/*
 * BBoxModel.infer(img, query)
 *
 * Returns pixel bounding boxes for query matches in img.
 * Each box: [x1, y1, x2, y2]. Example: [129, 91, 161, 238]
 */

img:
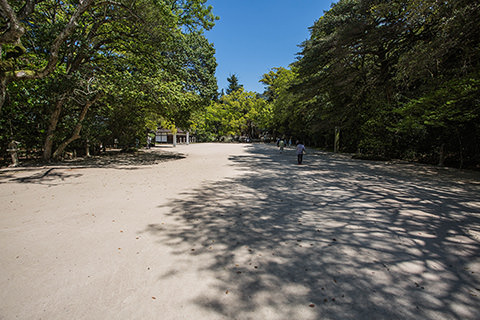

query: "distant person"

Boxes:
[279, 139, 285, 153]
[147, 136, 151, 149]
[296, 141, 306, 164]
[288, 138, 292, 147]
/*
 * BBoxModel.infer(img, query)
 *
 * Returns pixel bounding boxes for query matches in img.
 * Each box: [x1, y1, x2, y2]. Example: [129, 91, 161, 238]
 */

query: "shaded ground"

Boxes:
[1, 143, 479, 319]
[0, 148, 184, 184]
[60, 149, 185, 168]
[148, 144, 480, 319]
[4, 148, 185, 168]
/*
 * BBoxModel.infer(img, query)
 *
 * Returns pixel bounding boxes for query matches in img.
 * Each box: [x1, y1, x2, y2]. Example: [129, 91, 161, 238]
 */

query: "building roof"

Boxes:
[155, 128, 188, 135]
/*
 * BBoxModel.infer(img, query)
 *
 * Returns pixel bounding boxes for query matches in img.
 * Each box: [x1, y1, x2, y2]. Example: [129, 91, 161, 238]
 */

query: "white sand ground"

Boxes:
[1, 143, 479, 320]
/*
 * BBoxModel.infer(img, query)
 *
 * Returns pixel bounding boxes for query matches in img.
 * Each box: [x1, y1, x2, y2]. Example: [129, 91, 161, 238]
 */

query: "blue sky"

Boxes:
[205, 0, 336, 94]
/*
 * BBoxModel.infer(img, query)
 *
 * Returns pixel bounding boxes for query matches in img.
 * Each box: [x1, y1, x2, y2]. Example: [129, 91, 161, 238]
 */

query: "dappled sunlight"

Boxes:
[146, 144, 480, 319]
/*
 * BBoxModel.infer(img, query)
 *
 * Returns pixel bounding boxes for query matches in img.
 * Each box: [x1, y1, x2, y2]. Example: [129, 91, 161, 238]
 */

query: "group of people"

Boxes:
[276, 138, 306, 165]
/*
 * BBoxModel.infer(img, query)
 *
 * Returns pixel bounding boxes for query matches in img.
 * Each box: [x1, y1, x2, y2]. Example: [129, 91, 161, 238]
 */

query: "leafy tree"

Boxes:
[226, 73, 243, 94]
[0, 0, 96, 111]
[0, 0, 218, 162]
[277, 0, 480, 167]
[260, 67, 300, 137]
[395, 74, 480, 167]
[392, 0, 480, 166]
[193, 87, 271, 140]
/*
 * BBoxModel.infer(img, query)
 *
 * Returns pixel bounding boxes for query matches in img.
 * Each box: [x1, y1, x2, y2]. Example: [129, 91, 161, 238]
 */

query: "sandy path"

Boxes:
[1, 143, 480, 319]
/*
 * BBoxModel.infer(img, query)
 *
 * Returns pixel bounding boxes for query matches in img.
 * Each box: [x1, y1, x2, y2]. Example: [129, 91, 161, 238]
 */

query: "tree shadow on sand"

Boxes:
[0, 149, 185, 185]
[146, 144, 480, 320]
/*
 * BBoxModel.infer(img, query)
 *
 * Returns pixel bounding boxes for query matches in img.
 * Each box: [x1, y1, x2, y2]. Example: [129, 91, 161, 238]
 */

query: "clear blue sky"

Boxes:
[205, 0, 336, 94]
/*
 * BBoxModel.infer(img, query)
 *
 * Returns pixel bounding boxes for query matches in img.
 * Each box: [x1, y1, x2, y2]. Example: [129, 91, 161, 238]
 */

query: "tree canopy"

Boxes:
[0, 0, 218, 162]
[225, 73, 243, 95]
[192, 84, 271, 142]
[260, 0, 480, 168]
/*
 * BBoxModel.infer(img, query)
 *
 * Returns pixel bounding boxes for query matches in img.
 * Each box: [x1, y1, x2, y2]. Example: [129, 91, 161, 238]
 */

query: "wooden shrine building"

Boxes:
[155, 128, 195, 145]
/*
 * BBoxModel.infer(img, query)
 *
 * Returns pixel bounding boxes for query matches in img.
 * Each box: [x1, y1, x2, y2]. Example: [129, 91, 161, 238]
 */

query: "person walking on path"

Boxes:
[296, 141, 306, 164]
[279, 139, 285, 153]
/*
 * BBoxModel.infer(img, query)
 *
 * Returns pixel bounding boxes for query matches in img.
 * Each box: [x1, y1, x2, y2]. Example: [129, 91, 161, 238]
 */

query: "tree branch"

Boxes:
[52, 93, 101, 160]
[10, 0, 96, 81]
[18, 0, 38, 20]
[0, 0, 25, 44]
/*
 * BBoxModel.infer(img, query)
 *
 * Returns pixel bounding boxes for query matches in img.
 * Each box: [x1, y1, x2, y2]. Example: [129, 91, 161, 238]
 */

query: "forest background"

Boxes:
[0, 0, 479, 169]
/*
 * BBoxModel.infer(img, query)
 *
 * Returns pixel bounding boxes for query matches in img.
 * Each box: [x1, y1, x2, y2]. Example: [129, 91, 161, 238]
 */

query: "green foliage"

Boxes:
[0, 0, 218, 161]
[225, 74, 243, 95]
[262, 0, 480, 167]
[397, 75, 480, 130]
[192, 87, 271, 141]
[260, 67, 299, 135]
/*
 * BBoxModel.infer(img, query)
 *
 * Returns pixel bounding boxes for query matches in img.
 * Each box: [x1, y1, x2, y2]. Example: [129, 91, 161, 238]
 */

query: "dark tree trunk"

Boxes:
[52, 95, 98, 160]
[43, 95, 67, 161]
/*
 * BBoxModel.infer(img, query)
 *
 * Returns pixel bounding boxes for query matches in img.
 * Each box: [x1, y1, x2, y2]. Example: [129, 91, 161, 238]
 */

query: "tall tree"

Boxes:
[1, 0, 218, 162]
[226, 73, 243, 94]
[269, 0, 480, 167]
[260, 67, 299, 137]
[193, 87, 271, 140]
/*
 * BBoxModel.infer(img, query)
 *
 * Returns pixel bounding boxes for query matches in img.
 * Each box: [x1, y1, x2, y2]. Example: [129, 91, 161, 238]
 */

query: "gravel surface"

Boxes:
[1, 143, 479, 320]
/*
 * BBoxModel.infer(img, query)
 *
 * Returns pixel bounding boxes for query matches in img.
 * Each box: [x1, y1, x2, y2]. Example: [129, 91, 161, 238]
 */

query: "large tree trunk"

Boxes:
[43, 94, 67, 161]
[52, 95, 98, 160]
[438, 143, 446, 167]
[457, 131, 464, 169]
